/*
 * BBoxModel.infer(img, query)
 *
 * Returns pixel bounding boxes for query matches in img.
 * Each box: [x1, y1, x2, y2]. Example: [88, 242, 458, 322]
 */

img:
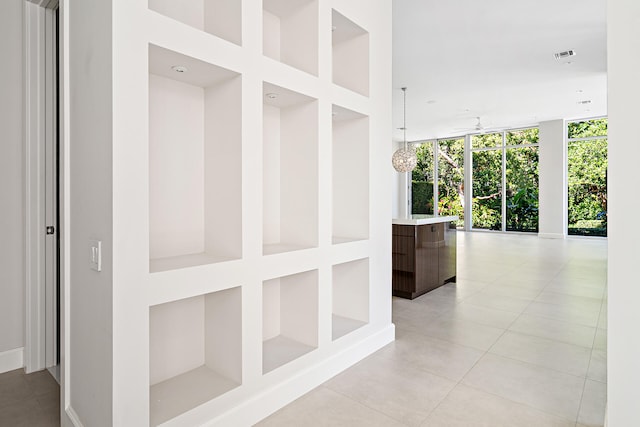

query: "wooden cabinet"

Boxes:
[392, 222, 457, 299]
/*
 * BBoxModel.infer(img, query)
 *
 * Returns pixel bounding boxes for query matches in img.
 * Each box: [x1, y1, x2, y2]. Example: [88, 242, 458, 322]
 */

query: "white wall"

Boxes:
[607, 0, 640, 425]
[68, 0, 114, 424]
[538, 120, 567, 238]
[0, 0, 25, 358]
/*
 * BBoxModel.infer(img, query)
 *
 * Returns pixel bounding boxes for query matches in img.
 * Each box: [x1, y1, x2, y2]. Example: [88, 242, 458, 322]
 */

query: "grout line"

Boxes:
[321, 380, 411, 426]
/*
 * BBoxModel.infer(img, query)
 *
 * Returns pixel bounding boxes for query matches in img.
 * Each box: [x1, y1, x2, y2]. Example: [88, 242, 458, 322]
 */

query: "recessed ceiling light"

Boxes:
[426, 100, 437, 105]
[332, 111, 338, 116]
[265, 93, 278, 99]
[576, 89, 584, 93]
[331, 26, 337, 32]
[171, 65, 188, 73]
[577, 100, 592, 105]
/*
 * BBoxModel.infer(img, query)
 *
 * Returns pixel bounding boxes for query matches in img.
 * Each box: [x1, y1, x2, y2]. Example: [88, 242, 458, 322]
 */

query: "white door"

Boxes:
[44, 5, 60, 372]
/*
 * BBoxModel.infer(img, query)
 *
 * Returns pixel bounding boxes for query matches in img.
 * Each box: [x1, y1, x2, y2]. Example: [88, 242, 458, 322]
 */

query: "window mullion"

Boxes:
[501, 133, 507, 232]
[464, 135, 472, 230]
[433, 140, 439, 215]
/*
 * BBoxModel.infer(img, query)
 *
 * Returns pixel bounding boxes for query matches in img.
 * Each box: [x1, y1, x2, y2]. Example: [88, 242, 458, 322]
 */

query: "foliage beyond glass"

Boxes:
[567, 118, 608, 139]
[568, 120, 607, 237]
[506, 146, 539, 232]
[411, 143, 434, 215]
[472, 147, 502, 230]
[437, 139, 465, 226]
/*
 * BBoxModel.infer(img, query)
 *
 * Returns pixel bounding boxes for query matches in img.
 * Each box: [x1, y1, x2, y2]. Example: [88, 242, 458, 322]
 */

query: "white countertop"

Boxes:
[392, 215, 459, 225]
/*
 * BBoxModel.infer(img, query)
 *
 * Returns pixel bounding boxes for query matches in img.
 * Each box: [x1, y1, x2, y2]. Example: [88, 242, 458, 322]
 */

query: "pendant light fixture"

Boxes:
[392, 87, 417, 173]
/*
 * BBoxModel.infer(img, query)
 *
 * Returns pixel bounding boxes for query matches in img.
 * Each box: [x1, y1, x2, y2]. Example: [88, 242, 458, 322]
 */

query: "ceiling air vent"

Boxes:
[577, 100, 592, 105]
[554, 50, 576, 60]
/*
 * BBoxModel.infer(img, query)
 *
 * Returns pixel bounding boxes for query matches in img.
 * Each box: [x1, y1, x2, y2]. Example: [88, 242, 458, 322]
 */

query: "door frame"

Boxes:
[24, 0, 60, 374]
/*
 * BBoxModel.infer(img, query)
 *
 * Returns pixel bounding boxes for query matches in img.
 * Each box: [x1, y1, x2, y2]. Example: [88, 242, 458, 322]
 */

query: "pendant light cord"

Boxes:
[402, 87, 407, 150]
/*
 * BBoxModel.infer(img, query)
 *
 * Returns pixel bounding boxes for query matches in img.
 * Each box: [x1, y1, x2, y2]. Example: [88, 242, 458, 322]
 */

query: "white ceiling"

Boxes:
[392, 0, 607, 142]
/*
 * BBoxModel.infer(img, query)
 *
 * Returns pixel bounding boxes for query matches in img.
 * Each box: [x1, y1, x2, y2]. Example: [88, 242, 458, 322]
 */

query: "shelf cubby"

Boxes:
[149, 286, 242, 426]
[263, 82, 318, 255]
[332, 259, 369, 340]
[332, 105, 369, 244]
[148, 44, 242, 273]
[263, 270, 318, 373]
[332, 9, 369, 96]
[263, 0, 318, 76]
[148, 0, 242, 46]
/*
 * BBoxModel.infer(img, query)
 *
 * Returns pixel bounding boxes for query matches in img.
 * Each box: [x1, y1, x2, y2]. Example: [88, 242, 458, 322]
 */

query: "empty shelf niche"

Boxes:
[263, 270, 318, 373]
[263, 0, 318, 75]
[149, 286, 242, 426]
[333, 258, 369, 340]
[332, 105, 369, 244]
[148, 0, 241, 46]
[332, 10, 369, 96]
[263, 82, 318, 255]
[149, 45, 242, 272]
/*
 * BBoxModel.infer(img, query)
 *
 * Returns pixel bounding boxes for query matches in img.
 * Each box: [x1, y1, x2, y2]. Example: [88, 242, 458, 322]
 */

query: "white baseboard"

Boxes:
[159, 324, 395, 427]
[211, 325, 395, 426]
[64, 406, 84, 427]
[538, 233, 565, 239]
[0, 347, 24, 374]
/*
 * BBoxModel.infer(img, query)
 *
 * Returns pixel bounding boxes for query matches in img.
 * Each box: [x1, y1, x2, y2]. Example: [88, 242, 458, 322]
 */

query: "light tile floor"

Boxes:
[258, 232, 607, 427]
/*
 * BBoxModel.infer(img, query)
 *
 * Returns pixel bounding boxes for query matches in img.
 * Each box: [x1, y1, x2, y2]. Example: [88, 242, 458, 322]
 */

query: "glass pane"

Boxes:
[437, 138, 464, 227]
[506, 146, 539, 232]
[472, 150, 502, 230]
[471, 132, 502, 149]
[568, 138, 608, 236]
[411, 142, 435, 215]
[567, 118, 608, 139]
[506, 128, 539, 145]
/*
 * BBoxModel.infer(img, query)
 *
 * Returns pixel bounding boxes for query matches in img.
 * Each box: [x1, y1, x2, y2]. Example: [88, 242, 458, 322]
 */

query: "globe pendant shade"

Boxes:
[392, 147, 417, 172]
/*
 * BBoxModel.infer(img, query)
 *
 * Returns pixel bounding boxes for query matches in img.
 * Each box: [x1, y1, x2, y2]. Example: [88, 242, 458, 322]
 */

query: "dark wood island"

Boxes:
[392, 215, 458, 299]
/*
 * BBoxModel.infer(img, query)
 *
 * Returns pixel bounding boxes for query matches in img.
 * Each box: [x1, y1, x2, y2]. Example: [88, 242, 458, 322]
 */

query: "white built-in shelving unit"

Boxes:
[148, 0, 242, 46]
[149, 287, 242, 425]
[332, 9, 369, 96]
[263, 270, 319, 373]
[263, 82, 319, 255]
[332, 104, 369, 244]
[332, 258, 369, 340]
[94, 1, 393, 425]
[148, 44, 242, 273]
[263, 0, 319, 75]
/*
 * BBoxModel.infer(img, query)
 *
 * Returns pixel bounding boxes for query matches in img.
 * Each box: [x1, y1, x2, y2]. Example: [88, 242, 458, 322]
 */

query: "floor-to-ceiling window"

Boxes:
[411, 142, 435, 215]
[411, 137, 465, 227]
[471, 128, 539, 232]
[437, 138, 465, 227]
[471, 133, 503, 230]
[505, 129, 539, 232]
[567, 118, 608, 237]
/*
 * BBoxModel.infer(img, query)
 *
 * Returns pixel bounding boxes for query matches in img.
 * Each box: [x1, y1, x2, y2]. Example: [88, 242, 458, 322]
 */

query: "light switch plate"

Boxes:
[90, 239, 102, 272]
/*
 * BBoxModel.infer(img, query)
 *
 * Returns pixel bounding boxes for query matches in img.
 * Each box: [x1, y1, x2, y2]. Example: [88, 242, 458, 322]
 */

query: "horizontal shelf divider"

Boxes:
[330, 240, 370, 265]
[150, 253, 238, 274]
[148, 260, 245, 307]
[331, 236, 368, 245]
[260, 56, 324, 99]
[148, 11, 246, 76]
[259, 248, 321, 282]
[330, 84, 371, 116]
